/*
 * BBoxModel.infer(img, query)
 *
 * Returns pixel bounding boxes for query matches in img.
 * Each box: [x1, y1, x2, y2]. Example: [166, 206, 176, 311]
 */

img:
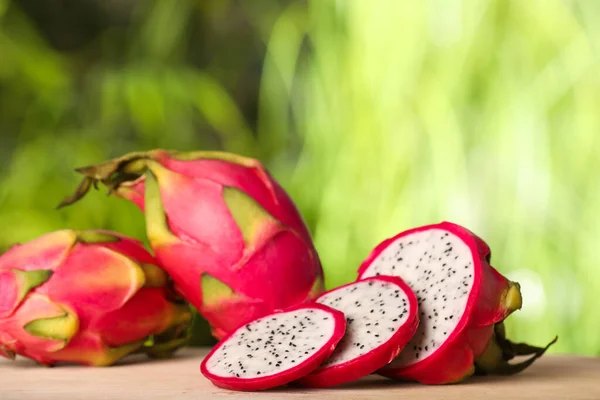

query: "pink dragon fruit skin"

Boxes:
[59, 150, 325, 339]
[0, 229, 191, 366]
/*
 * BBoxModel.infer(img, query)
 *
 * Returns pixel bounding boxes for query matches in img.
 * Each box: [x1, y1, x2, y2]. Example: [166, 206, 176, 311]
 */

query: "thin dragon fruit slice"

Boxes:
[357, 221, 526, 384]
[295, 276, 418, 388]
[200, 303, 346, 391]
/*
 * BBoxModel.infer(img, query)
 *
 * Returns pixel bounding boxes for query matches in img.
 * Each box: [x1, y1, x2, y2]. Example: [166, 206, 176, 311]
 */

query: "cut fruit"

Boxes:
[358, 221, 523, 384]
[200, 303, 346, 391]
[295, 276, 419, 387]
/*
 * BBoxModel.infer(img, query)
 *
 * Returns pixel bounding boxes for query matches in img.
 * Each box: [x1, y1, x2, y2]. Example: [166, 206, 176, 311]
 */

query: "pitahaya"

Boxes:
[0, 230, 191, 366]
[58, 150, 324, 339]
[357, 221, 554, 384]
[200, 303, 346, 391]
[295, 276, 419, 388]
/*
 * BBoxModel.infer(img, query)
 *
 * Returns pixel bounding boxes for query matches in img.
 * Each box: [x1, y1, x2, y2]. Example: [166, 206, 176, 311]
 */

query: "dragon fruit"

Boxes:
[357, 221, 553, 384]
[200, 303, 346, 391]
[0, 230, 191, 366]
[59, 150, 324, 339]
[295, 276, 419, 388]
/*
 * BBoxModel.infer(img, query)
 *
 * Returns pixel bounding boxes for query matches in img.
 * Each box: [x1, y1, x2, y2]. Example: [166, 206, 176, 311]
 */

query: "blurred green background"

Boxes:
[1, 0, 599, 355]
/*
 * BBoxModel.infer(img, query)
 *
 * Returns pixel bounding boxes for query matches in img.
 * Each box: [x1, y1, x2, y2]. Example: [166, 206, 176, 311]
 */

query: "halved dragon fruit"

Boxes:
[295, 276, 418, 388]
[200, 303, 346, 391]
[357, 221, 534, 384]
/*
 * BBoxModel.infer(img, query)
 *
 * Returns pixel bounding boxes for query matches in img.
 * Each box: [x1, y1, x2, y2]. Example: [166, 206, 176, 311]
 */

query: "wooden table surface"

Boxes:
[1, 348, 599, 399]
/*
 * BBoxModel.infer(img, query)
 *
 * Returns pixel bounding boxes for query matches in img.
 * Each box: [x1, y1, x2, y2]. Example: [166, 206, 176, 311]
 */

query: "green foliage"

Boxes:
[0, 0, 598, 355]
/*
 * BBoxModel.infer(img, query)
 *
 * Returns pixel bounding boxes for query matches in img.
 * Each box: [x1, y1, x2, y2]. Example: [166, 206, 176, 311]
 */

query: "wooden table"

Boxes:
[1, 348, 599, 399]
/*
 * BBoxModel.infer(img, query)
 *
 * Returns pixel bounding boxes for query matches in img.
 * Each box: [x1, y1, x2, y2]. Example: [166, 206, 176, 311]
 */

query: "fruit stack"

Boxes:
[0, 149, 554, 390]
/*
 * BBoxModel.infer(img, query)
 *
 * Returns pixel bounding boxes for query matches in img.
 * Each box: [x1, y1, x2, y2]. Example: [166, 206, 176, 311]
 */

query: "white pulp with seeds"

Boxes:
[317, 279, 411, 366]
[361, 229, 475, 365]
[205, 308, 336, 378]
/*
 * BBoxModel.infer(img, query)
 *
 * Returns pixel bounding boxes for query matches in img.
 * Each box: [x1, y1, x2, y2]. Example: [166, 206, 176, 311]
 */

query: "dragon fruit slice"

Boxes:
[295, 276, 419, 388]
[357, 221, 534, 384]
[200, 303, 346, 391]
[59, 149, 324, 339]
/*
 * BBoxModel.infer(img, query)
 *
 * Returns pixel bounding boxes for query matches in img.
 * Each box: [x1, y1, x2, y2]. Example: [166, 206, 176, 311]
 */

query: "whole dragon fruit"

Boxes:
[59, 150, 324, 339]
[0, 229, 191, 366]
[358, 221, 555, 384]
